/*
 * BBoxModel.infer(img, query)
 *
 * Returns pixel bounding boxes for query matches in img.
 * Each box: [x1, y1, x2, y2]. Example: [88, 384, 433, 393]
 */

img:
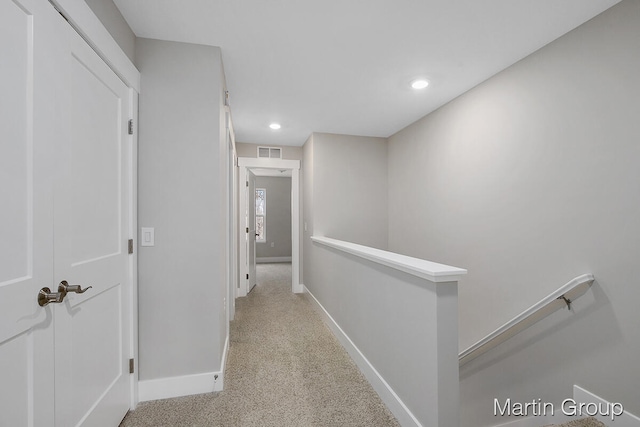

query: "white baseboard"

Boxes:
[256, 256, 292, 263]
[493, 413, 572, 427]
[573, 385, 639, 427]
[138, 336, 229, 402]
[491, 385, 639, 427]
[218, 334, 229, 390]
[303, 285, 422, 427]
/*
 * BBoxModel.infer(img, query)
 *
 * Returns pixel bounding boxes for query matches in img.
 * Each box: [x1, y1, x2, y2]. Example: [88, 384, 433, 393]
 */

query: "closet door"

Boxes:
[53, 8, 131, 427]
[0, 0, 59, 424]
[0, 1, 132, 425]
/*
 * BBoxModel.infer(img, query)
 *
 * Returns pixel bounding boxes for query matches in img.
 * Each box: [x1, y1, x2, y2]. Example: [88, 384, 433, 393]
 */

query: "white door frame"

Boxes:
[238, 157, 302, 295]
[226, 109, 237, 322]
[52, 0, 141, 409]
[128, 88, 139, 408]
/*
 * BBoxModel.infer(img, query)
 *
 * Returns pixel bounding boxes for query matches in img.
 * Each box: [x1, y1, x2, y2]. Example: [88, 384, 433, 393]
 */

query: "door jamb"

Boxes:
[237, 157, 302, 295]
[128, 89, 139, 409]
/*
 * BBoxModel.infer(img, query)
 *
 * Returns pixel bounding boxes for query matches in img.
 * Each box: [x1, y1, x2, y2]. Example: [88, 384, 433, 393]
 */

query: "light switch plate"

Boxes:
[141, 227, 155, 247]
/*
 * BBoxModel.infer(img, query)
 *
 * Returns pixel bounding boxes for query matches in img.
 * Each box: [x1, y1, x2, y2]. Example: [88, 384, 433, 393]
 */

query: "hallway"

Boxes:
[121, 263, 399, 426]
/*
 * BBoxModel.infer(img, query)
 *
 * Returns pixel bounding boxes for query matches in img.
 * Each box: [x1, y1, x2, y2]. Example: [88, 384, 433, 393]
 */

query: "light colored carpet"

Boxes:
[546, 417, 608, 427]
[120, 263, 399, 427]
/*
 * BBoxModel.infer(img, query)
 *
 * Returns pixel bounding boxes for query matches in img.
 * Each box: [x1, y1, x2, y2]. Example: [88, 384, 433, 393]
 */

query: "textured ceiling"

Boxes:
[114, 0, 620, 146]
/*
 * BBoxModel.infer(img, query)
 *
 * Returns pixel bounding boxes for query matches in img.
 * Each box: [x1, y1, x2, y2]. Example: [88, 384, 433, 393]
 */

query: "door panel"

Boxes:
[68, 51, 122, 263]
[0, 0, 30, 283]
[0, 332, 32, 426]
[0, 0, 57, 425]
[54, 18, 131, 427]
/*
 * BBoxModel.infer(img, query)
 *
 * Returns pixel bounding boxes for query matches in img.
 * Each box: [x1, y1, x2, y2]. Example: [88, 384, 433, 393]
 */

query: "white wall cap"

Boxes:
[311, 235, 467, 283]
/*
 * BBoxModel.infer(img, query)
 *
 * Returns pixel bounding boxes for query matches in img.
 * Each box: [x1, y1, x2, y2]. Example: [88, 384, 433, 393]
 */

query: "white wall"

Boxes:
[136, 38, 228, 382]
[307, 242, 460, 426]
[303, 131, 388, 294]
[309, 132, 388, 250]
[84, 0, 135, 63]
[236, 142, 303, 160]
[302, 130, 459, 425]
[387, 1, 640, 425]
[256, 177, 292, 259]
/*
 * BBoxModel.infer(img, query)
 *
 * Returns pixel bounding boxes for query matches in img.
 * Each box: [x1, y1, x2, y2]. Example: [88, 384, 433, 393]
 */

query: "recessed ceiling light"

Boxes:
[269, 123, 281, 130]
[411, 79, 429, 90]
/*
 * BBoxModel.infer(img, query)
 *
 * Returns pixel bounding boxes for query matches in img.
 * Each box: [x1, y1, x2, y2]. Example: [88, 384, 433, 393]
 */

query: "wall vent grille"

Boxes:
[257, 146, 282, 159]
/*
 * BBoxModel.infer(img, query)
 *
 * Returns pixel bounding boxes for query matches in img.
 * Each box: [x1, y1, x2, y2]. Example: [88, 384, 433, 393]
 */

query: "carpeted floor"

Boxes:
[120, 263, 399, 427]
[546, 417, 608, 427]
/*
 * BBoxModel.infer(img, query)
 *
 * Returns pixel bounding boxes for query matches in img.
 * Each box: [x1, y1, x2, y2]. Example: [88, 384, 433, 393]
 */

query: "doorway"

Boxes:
[237, 158, 301, 297]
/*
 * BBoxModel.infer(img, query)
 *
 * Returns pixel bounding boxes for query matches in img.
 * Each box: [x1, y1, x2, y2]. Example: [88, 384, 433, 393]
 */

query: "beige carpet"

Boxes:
[120, 263, 399, 427]
[546, 417, 608, 427]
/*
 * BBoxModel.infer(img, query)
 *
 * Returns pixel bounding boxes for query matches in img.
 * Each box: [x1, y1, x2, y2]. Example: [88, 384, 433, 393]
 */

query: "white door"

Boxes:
[0, 0, 57, 424]
[53, 11, 131, 427]
[246, 169, 257, 294]
[0, 0, 131, 425]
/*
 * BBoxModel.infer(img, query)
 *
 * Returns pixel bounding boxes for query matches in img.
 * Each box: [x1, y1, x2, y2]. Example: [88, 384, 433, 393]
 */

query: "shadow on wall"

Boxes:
[460, 280, 622, 380]
[460, 280, 624, 423]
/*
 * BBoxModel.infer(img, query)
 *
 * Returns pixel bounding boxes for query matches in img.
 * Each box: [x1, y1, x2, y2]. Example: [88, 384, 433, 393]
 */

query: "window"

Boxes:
[255, 188, 266, 242]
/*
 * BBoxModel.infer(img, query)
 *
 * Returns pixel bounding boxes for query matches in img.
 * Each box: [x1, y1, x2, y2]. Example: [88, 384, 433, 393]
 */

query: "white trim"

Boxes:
[238, 157, 298, 170]
[128, 89, 139, 409]
[573, 385, 640, 427]
[291, 168, 302, 293]
[310, 236, 467, 283]
[138, 372, 219, 402]
[238, 165, 249, 297]
[52, 0, 140, 92]
[227, 123, 237, 321]
[138, 336, 229, 402]
[257, 256, 292, 263]
[218, 334, 229, 391]
[491, 412, 572, 427]
[303, 285, 422, 427]
[459, 274, 594, 366]
[237, 157, 302, 295]
[490, 385, 639, 427]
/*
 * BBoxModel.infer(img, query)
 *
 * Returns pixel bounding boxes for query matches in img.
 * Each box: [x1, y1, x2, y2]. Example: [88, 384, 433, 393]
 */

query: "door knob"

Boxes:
[58, 280, 92, 295]
[38, 281, 93, 307]
[38, 287, 66, 307]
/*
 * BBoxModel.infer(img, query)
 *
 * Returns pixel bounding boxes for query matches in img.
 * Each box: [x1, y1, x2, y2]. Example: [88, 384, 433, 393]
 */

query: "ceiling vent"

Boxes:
[257, 146, 282, 159]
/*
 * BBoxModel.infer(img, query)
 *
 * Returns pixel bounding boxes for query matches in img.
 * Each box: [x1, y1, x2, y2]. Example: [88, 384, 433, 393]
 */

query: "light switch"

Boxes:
[141, 227, 154, 247]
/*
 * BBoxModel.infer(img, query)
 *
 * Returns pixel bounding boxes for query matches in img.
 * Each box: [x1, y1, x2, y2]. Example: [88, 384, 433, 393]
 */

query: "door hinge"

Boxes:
[246, 227, 249, 233]
[128, 239, 134, 254]
[128, 119, 134, 135]
[129, 358, 135, 374]
[246, 273, 249, 280]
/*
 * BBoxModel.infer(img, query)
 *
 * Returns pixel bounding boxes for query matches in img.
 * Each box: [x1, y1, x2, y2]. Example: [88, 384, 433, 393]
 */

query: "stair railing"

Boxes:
[459, 273, 594, 366]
